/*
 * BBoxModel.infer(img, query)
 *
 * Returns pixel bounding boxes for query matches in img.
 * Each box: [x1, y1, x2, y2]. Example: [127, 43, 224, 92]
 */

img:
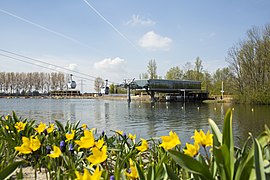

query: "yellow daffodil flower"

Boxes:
[14, 121, 27, 133]
[183, 142, 200, 157]
[126, 159, 138, 179]
[15, 136, 41, 154]
[116, 130, 123, 135]
[47, 124, 54, 134]
[81, 124, 87, 129]
[5, 125, 9, 130]
[65, 130, 75, 142]
[192, 130, 213, 147]
[87, 146, 107, 166]
[136, 138, 148, 152]
[75, 130, 95, 150]
[5, 115, 9, 120]
[128, 133, 136, 141]
[75, 166, 102, 180]
[159, 131, 181, 150]
[35, 122, 47, 134]
[95, 138, 104, 149]
[48, 145, 62, 158]
[91, 166, 102, 180]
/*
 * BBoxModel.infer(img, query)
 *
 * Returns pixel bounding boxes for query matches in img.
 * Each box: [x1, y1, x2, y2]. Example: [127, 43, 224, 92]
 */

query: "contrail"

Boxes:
[82, 0, 141, 53]
[0, 8, 99, 52]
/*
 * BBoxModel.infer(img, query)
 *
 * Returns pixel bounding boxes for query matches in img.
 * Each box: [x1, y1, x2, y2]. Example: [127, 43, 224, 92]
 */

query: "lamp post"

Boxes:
[221, 80, 224, 100]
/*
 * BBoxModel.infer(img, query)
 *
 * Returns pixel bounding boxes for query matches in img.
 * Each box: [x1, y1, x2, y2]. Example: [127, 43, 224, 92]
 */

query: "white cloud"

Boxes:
[138, 31, 172, 50]
[94, 57, 126, 73]
[67, 63, 78, 71]
[125, 15, 156, 26]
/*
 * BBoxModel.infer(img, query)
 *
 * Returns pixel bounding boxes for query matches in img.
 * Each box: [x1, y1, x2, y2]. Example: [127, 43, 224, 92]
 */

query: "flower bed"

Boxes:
[0, 109, 269, 179]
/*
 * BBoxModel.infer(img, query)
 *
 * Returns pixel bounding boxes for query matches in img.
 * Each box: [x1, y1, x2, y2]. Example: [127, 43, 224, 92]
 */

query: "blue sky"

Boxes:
[0, 0, 269, 92]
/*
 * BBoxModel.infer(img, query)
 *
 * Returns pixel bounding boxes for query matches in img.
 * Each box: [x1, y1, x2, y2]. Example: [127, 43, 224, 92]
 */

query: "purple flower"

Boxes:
[69, 144, 74, 154]
[123, 133, 127, 139]
[110, 175, 115, 180]
[102, 130, 105, 136]
[46, 146, 51, 154]
[60, 140, 66, 152]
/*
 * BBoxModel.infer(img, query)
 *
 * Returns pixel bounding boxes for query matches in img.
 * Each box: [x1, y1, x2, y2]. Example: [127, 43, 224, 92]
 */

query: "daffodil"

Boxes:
[128, 133, 136, 141]
[48, 145, 62, 158]
[159, 131, 181, 150]
[116, 130, 123, 135]
[47, 124, 54, 134]
[35, 122, 47, 134]
[5, 115, 9, 120]
[65, 130, 75, 142]
[15, 136, 41, 154]
[75, 166, 102, 180]
[75, 130, 95, 150]
[81, 124, 87, 129]
[95, 138, 104, 149]
[5, 125, 9, 130]
[14, 121, 27, 133]
[136, 138, 148, 152]
[90, 166, 102, 180]
[87, 146, 107, 166]
[192, 130, 213, 147]
[183, 142, 200, 157]
[126, 159, 138, 179]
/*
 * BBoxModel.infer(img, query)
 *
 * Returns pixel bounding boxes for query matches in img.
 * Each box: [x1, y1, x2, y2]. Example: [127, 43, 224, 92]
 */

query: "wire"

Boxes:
[0, 8, 102, 54]
[0, 53, 96, 82]
[82, 0, 141, 53]
[0, 48, 96, 79]
[0, 49, 123, 85]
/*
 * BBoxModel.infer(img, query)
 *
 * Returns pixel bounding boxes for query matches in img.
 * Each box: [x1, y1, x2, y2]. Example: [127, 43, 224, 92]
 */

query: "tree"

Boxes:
[109, 84, 115, 94]
[166, 66, 183, 80]
[182, 62, 195, 80]
[139, 73, 149, 80]
[94, 77, 104, 93]
[147, 59, 157, 79]
[227, 24, 270, 104]
[194, 57, 204, 81]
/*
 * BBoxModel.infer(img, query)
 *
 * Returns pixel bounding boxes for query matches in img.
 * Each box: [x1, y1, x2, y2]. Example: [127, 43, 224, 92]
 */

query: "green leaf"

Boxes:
[135, 161, 145, 180]
[163, 163, 179, 180]
[253, 138, 266, 180]
[55, 120, 65, 133]
[0, 160, 26, 179]
[208, 118, 222, 146]
[221, 109, 234, 180]
[168, 150, 213, 180]
[147, 165, 155, 180]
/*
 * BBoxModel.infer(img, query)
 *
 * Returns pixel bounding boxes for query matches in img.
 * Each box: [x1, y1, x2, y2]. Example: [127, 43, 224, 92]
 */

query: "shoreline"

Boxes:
[0, 95, 234, 103]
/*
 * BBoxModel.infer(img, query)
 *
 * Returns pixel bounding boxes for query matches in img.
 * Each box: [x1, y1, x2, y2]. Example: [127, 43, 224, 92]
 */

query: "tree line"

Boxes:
[139, 24, 270, 104]
[139, 58, 234, 96]
[0, 72, 66, 95]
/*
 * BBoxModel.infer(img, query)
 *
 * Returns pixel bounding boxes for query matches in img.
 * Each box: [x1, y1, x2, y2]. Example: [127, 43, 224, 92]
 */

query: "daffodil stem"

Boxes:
[203, 146, 210, 164]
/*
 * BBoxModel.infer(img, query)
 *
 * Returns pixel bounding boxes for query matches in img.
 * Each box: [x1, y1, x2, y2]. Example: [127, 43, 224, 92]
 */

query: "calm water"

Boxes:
[0, 98, 269, 146]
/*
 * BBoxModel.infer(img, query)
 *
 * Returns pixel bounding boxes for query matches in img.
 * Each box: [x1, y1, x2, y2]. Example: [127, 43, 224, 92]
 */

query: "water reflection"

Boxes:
[0, 98, 269, 146]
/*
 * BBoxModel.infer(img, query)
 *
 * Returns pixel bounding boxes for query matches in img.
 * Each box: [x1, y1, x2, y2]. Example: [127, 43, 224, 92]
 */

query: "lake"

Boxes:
[0, 98, 269, 146]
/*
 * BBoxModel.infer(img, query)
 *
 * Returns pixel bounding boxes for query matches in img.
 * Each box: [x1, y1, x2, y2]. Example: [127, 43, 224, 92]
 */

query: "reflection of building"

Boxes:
[130, 79, 208, 102]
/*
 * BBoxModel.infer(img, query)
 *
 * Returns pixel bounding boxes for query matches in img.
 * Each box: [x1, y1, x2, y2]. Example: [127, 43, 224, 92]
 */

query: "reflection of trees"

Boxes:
[233, 105, 270, 146]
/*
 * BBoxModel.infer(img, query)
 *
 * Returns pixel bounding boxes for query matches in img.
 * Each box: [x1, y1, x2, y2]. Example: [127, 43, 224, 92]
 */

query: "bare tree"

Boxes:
[94, 77, 104, 93]
[147, 59, 158, 79]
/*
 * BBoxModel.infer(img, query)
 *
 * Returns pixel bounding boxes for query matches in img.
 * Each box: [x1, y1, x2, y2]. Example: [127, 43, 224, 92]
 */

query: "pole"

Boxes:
[221, 81, 224, 100]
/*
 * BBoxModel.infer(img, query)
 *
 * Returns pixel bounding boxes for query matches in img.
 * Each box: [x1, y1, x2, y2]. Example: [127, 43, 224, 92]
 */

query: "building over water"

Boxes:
[130, 79, 208, 102]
